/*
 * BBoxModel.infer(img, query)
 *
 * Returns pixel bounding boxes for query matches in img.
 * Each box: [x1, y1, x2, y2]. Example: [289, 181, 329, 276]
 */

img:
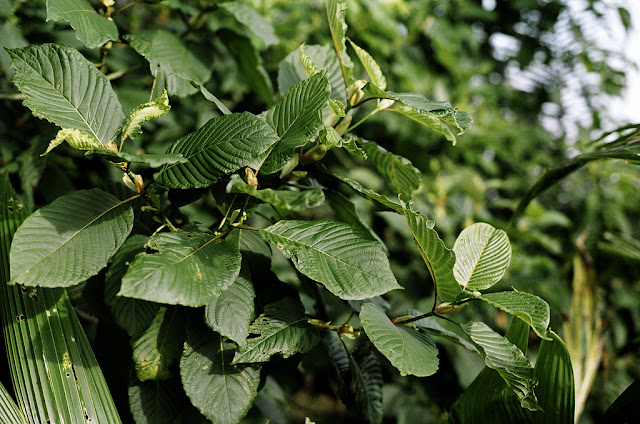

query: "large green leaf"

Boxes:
[105, 234, 160, 339]
[125, 31, 211, 98]
[474, 291, 551, 340]
[360, 303, 439, 377]
[401, 202, 461, 302]
[351, 342, 384, 424]
[10, 188, 134, 287]
[232, 297, 321, 364]
[461, 322, 541, 411]
[363, 83, 472, 143]
[0, 382, 27, 424]
[259, 220, 401, 300]
[325, 0, 353, 91]
[129, 378, 207, 424]
[226, 174, 325, 213]
[8, 44, 125, 146]
[453, 223, 511, 291]
[278, 44, 346, 103]
[325, 333, 351, 405]
[46, 0, 118, 48]
[205, 271, 255, 349]
[119, 230, 242, 307]
[0, 176, 122, 423]
[259, 72, 330, 174]
[132, 307, 185, 382]
[359, 139, 422, 197]
[218, 2, 278, 50]
[324, 190, 381, 244]
[181, 327, 260, 424]
[155, 112, 278, 189]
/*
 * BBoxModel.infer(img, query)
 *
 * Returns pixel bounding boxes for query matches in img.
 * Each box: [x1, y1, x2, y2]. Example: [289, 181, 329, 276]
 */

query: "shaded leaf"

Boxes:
[181, 327, 260, 424]
[232, 297, 321, 364]
[601, 379, 638, 424]
[155, 112, 278, 189]
[226, 174, 324, 213]
[409, 309, 478, 353]
[119, 230, 242, 307]
[10, 188, 134, 287]
[9, 44, 125, 147]
[128, 378, 207, 424]
[105, 234, 160, 339]
[190, 80, 232, 115]
[360, 303, 439, 377]
[260, 220, 401, 300]
[359, 139, 421, 197]
[325, 333, 352, 406]
[474, 291, 550, 340]
[46, 0, 118, 48]
[89, 148, 188, 167]
[325, 168, 403, 213]
[219, 2, 278, 49]
[401, 201, 461, 302]
[461, 321, 541, 411]
[351, 341, 384, 424]
[205, 271, 255, 349]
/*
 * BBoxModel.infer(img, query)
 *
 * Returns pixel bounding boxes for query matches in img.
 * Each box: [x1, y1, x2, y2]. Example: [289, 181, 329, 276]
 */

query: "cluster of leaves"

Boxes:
[1, 0, 638, 423]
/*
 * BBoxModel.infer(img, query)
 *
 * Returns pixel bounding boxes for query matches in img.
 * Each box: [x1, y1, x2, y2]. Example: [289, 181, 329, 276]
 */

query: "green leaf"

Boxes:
[232, 297, 321, 364]
[387, 106, 459, 145]
[410, 310, 478, 353]
[105, 234, 160, 339]
[324, 190, 381, 244]
[278, 44, 346, 104]
[0, 176, 123, 423]
[154, 112, 278, 189]
[348, 39, 386, 90]
[325, 0, 353, 90]
[125, 31, 211, 98]
[401, 202, 461, 302]
[350, 342, 384, 424]
[601, 379, 638, 424]
[260, 220, 401, 300]
[260, 72, 331, 174]
[190, 80, 232, 115]
[360, 303, 439, 377]
[326, 168, 403, 213]
[325, 333, 351, 405]
[181, 327, 260, 424]
[218, 30, 275, 107]
[359, 139, 421, 197]
[10, 188, 134, 287]
[473, 291, 551, 340]
[461, 321, 541, 411]
[119, 230, 242, 307]
[0, 382, 27, 424]
[226, 174, 325, 213]
[205, 270, 255, 349]
[46, 0, 118, 48]
[88, 148, 188, 167]
[219, 2, 278, 50]
[453, 223, 511, 291]
[299, 45, 320, 77]
[8, 44, 125, 147]
[128, 378, 206, 424]
[43, 127, 101, 155]
[363, 83, 472, 143]
[120, 90, 171, 144]
[132, 307, 185, 382]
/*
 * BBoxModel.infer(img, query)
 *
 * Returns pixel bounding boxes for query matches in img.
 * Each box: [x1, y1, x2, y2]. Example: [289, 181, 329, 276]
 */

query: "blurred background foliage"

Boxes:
[1, 0, 639, 422]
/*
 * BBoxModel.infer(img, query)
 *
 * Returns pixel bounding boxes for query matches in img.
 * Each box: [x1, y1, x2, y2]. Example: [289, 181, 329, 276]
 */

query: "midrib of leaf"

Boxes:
[325, 0, 348, 94]
[218, 338, 234, 415]
[175, 234, 222, 264]
[406, 223, 439, 296]
[20, 56, 101, 143]
[239, 316, 307, 358]
[12, 194, 139, 283]
[262, 227, 371, 278]
[460, 227, 496, 287]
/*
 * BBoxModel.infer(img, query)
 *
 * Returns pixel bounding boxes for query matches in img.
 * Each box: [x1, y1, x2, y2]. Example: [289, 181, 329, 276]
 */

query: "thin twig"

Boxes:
[0, 93, 26, 101]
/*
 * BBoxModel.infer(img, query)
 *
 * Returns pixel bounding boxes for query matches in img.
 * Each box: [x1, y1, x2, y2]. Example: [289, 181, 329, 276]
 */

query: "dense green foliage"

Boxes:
[1, 0, 638, 423]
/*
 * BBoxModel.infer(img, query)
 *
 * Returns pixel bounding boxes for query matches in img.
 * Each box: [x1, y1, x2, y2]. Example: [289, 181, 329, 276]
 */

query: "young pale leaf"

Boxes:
[219, 2, 278, 50]
[359, 139, 422, 197]
[155, 112, 278, 189]
[226, 174, 325, 213]
[120, 90, 170, 144]
[232, 297, 321, 364]
[205, 271, 255, 349]
[348, 39, 386, 90]
[8, 44, 125, 147]
[260, 220, 401, 300]
[300, 45, 320, 76]
[125, 31, 211, 98]
[462, 322, 541, 412]
[401, 202, 461, 302]
[325, 0, 353, 90]
[259, 72, 330, 174]
[132, 307, 185, 382]
[474, 291, 551, 340]
[181, 328, 260, 424]
[105, 235, 160, 340]
[453, 223, 511, 291]
[278, 44, 346, 103]
[360, 303, 439, 377]
[351, 342, 384, 424]
[46, 0, 118, 48]
[119, 231, 242, 307]
[44, 128, 101, 155]
[10, 188, 134, 287]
